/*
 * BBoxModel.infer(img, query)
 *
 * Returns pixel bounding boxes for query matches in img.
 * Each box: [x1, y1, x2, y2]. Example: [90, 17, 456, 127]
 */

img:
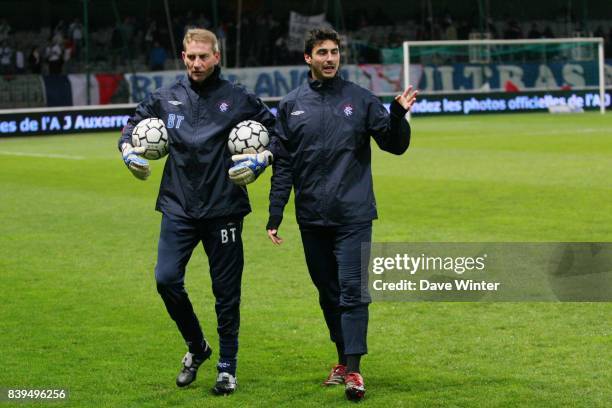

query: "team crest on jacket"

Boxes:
[342, 104, 354, 117]
[218, 101, 231, 112]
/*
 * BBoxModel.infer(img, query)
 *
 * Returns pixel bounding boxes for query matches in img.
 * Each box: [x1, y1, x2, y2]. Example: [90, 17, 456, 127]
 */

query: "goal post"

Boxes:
[402, 37, 606, 114]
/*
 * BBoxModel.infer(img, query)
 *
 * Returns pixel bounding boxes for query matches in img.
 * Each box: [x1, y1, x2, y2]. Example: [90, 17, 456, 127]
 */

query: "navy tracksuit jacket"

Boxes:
[119, 67, 276, 370]
[269, 75, 410, 226]
[119, 67, 275, 220]
[269, 75, 411, 355]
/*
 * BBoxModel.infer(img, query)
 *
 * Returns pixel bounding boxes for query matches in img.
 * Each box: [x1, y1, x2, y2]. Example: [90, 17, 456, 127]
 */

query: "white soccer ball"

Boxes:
[227, 120, 269, 155]
[131, 118, 169, 160]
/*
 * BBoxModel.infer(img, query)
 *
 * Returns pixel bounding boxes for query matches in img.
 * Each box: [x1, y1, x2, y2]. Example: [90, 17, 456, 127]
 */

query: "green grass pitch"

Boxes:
[0, 112, 611, 407]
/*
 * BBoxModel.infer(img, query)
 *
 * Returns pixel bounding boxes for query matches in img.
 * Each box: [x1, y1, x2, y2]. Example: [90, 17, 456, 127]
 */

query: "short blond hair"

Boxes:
[183, 28, 219, 52]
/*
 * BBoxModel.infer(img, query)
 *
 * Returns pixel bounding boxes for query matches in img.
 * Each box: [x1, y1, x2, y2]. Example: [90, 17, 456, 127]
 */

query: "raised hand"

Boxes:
[394, 85, 419, 111]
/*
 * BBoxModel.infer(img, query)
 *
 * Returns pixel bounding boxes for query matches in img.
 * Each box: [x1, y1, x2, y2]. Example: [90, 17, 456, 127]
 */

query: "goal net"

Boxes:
[402, 38, 607, 114]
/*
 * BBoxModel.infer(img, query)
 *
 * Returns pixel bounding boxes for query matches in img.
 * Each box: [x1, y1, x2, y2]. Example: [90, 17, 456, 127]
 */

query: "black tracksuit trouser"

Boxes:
[299, 221, 372, 356]
[154, 212, 243, 363]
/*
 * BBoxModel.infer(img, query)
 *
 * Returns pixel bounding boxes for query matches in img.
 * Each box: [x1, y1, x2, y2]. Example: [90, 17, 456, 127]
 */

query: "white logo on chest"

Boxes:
[219, 101, 230, 112]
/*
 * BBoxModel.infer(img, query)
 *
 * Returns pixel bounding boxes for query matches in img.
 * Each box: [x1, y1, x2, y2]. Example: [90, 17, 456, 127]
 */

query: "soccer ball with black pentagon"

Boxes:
[131, 118, 169, 160]
[227, 120, 269, 155]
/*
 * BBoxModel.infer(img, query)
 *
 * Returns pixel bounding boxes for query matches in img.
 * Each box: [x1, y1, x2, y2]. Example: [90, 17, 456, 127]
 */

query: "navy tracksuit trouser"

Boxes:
[154, 212, 243, 362]
[299, 222, 372, 356]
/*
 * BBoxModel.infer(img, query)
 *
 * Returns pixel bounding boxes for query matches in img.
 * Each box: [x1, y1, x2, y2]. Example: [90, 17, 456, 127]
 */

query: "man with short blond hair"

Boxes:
[118, 28, 275, 395]
[182, 28, 219, 52]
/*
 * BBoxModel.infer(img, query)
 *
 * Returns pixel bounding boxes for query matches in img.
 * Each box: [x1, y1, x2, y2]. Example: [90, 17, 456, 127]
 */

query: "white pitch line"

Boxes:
[0, 151, 85, 160]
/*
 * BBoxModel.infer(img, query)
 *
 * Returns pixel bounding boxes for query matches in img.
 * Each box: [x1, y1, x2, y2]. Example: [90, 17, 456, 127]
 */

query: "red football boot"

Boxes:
[322, 364, 346, 386]
[344, 372, 365, 401]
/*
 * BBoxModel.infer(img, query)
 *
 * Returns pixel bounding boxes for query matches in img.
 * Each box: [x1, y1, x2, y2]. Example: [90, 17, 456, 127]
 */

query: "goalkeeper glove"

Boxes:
[121, 142, 151, 180]
[228, 150, 273, 186]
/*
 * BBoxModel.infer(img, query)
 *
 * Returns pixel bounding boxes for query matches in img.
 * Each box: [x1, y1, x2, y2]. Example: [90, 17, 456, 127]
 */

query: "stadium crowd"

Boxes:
[0, 10, 611, 76]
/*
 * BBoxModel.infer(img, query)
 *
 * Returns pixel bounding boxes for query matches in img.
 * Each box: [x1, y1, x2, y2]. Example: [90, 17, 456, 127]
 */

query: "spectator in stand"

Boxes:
[53, 20, 66, 44]
[503, 19, 523, 62]
[144, 20, 159, 61]
[417, 19, 431, 41]
[0, 19, 11, 43]
[122, 17, 136, 52]
[215, 21, 227, 47]
[15, 48, 24, 74]
[454, 20, 468, 40]
[69, 18, 83, 59]
[526, 23, 543, 61]
[442, 15, 458, 41]
[110, 22, 123, 67]
[480, 17, 499, 40]
[63, 37, 74, 72]
[441, 15, 458, 63]
[133, 20, 145, 54]
[47, 38, 64, 74]
[373, 7, 391, 25]
[387, 25, 403, 48]
[0, 40, 13, 74]
[528, 22, 542, 39]
[543, 25, 554, 38]
[184, 10, 196, 28]
[273, 34, 290, 65]
[28, 47, 41, 73]
[593, 26, 608, 61]
[149, 41, 167, 71]
[196, 13, 211, 29]
[254, 14, 270, 66]
[173, 16, 186, 57]
[240, 16, 255, 65]
[503, 19, 522, 39]
[267, 16, 284, 65]
[424, 17, 435, 40]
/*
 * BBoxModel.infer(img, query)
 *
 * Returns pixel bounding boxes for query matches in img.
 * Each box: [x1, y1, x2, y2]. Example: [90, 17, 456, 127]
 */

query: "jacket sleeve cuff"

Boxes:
[266, 214, 283, 230]
[390, 99, 408, 118]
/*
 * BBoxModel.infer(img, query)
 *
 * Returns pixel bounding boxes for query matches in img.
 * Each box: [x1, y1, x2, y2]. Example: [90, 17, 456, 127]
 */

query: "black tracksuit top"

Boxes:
[119, 67, 276, 220]
[269, 75, 411, 226]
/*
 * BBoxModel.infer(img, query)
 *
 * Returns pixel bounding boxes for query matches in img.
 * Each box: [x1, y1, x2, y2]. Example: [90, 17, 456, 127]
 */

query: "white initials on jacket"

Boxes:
[221, 228, 237, 244]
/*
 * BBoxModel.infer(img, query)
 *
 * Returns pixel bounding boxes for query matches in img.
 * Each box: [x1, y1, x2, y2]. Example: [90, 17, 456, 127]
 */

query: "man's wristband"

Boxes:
[266, 214, 283, 230]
